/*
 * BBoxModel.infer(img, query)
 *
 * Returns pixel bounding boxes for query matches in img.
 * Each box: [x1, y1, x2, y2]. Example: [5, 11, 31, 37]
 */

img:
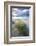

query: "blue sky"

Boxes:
[12, 8, 29, 17]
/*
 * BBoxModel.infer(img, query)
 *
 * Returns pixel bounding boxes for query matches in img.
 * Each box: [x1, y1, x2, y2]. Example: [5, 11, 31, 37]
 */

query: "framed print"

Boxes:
[4, 1, 35, 44]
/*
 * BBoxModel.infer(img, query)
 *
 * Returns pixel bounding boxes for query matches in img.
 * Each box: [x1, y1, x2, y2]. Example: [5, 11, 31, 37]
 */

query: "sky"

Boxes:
[12, 8, 29, 18]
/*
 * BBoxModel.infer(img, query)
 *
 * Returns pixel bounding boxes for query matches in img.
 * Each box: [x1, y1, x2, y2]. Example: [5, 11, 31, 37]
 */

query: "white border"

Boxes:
[8, 4, 33, 42]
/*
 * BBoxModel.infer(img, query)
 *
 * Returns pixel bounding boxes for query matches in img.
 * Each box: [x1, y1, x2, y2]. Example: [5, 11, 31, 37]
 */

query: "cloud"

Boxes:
[12, 8, 29, 17]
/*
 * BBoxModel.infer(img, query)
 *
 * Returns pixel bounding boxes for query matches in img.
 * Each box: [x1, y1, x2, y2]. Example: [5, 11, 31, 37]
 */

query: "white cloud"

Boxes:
[22, 9, 29, 13]
[12, 8, 29, 17]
